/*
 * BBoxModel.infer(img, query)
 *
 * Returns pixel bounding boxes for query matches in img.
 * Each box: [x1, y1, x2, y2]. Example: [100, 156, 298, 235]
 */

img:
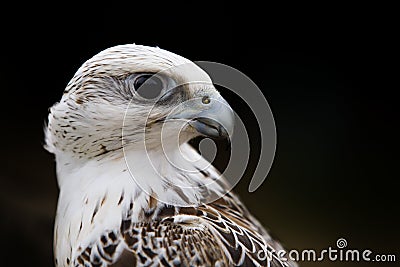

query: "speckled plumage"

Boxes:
[45, 44, 297, 267]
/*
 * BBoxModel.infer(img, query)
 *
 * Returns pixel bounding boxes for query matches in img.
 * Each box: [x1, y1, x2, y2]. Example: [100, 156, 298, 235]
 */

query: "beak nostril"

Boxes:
[202, 96, 211, 105]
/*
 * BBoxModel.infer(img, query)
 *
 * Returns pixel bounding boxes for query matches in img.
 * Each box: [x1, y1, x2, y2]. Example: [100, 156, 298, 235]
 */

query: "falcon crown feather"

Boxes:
[45, 44, 297, 267]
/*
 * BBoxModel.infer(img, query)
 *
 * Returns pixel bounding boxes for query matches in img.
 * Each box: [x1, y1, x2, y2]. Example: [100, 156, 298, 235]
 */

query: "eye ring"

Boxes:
[133, 74, 164, 99]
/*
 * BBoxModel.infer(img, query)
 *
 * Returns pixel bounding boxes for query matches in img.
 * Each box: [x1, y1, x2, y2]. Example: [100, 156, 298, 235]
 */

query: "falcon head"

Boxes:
[45, 44, 234, 159]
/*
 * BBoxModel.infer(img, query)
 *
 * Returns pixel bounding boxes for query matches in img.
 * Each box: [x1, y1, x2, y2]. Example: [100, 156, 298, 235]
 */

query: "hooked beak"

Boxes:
[189, 117, 229, 139]
[165, 95, 234, 139]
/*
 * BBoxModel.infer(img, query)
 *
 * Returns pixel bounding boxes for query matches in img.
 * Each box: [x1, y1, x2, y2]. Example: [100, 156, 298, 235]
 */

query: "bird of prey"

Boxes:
[45, 44, 297, 267]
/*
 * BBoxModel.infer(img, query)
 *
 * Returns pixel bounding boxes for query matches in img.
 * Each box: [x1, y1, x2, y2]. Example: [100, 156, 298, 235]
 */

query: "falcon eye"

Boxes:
[133, 74, 164, 99]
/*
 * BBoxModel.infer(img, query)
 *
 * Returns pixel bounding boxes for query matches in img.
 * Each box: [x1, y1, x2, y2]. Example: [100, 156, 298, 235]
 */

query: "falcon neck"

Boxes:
[55, 143, 210, 211]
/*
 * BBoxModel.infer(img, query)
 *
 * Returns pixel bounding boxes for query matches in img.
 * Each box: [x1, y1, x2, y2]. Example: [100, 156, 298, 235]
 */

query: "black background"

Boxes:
[1, 4, 398, 267]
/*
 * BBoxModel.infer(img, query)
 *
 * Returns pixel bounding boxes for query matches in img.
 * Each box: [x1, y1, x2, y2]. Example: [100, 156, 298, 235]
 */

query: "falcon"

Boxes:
[45, 44, 297, 267]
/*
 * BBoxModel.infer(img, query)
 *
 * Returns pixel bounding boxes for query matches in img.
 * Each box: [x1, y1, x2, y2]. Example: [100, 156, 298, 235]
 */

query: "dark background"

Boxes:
[1, 4, 398, 267]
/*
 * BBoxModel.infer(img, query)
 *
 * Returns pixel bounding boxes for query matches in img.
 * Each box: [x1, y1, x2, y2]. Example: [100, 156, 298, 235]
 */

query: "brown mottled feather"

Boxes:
[110, 250, 137, 267]
[74, 191, 296, 267]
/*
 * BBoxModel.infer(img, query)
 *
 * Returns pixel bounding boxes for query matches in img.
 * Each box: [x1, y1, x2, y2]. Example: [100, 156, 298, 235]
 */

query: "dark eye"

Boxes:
[134, 74, 164, 99]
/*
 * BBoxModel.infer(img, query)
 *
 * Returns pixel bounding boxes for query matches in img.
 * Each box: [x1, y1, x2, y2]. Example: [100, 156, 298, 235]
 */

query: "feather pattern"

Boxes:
[73, 191, 295, 267]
